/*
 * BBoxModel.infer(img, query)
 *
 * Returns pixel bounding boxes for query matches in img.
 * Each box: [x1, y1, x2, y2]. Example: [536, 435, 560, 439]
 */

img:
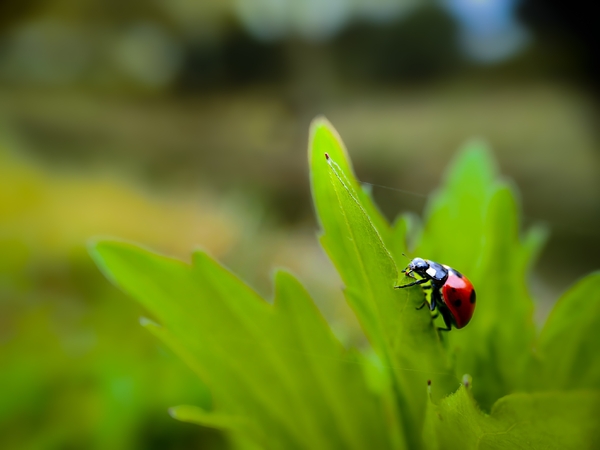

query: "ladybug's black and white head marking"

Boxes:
[405, 258, 448, 283]
[407, 257, 428, 271]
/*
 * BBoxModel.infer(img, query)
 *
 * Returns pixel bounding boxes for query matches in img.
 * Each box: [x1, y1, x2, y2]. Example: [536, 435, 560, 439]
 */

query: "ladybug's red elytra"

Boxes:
[395, 257, 476, 331]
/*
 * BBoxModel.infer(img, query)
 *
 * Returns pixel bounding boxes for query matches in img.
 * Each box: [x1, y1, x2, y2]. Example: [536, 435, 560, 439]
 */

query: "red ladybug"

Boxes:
[395, 257, 476, 330]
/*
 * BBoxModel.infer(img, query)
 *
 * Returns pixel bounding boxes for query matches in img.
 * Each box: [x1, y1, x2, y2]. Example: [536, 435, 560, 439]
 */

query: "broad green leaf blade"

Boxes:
[91, 240, 394, 450]
[423, 384, 496, 450]
[424, 385, 600, 450]
[271, 270, 392, 450]
[309, 119, 457, 448]
[91, 241, 294, 449]
[537, 272, 600, 390]
[448, 185, 538, 408]
[413, 144, 540, 410]
[414, 141, 497, 273]
[309, 117, 394, 251]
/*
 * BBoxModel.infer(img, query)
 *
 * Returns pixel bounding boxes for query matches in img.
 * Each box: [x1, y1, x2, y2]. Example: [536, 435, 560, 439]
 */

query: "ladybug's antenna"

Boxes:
[400, 253, 411, 273]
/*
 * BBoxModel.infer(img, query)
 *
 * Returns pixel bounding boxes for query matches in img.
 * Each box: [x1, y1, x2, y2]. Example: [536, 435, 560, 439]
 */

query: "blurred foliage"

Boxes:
[90, 243, 393, 450]
[424, 386, 600, 450]
[0, 146, 245, 449]
[91, 119, 600, 449]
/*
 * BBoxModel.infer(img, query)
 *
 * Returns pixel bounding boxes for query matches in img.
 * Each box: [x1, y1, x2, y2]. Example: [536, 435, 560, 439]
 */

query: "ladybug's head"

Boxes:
[405, 257, 429, 277]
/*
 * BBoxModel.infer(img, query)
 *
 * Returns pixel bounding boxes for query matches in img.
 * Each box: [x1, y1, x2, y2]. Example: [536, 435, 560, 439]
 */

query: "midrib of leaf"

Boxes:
[327, 164, 416, 446]
[309, 118, 394, 250]
[329, 168, 390, 342]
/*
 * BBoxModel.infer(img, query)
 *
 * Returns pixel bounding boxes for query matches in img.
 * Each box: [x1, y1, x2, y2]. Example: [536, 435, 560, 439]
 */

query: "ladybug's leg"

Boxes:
[395, 278, 428, 289]
[429, 288, 441, 311]
[418, 286, 440, 315]
[429, 288, 449, 326]
[437, 306, 454, 332]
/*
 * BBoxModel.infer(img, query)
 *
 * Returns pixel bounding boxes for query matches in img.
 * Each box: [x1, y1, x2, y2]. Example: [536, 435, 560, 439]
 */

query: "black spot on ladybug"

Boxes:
[453, 299, 462, 307]
[470, 290, 476, 304]
[453, 269, 464, 279]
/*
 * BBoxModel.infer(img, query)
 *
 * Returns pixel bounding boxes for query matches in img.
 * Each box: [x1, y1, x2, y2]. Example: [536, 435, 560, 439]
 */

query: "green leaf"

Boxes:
[537, 272, 600, 391]
[424, 385, 600, 450]
[169, 404, 266, 450]
[169, 404, 250, 432]
[412, 143, 544, 410]
[309, 116, 394, 251]
[90, 240, 392, 450]
[309, 118, 457, 447]
[414, 140, 498, 273]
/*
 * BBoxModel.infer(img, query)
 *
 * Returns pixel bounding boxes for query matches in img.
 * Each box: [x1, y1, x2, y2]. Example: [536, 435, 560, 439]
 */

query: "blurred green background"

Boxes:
[1, 1, 599, 448]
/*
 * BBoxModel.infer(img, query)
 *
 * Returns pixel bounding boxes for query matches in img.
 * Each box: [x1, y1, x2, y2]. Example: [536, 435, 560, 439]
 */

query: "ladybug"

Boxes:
[395, 257, 476, 331]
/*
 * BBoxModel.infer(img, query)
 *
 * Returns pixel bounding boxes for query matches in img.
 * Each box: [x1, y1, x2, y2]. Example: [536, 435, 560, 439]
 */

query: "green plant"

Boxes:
[91, 118, 600, 449]
[0, 147, 225, 449]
